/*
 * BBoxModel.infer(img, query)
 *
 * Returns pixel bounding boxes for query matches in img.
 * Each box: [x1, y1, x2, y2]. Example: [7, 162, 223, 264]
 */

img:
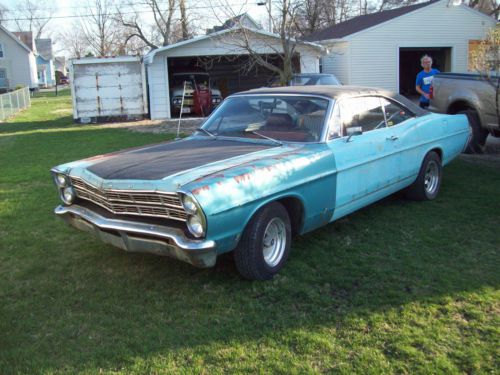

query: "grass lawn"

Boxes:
[0, 90, 499, 374]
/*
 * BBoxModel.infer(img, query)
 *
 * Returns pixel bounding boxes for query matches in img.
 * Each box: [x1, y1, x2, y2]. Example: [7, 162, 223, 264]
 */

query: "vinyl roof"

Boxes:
[231, 85, 428, 116]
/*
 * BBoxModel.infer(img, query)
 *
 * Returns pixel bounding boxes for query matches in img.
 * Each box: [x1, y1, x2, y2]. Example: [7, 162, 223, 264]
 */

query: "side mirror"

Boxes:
[345, 126, 362, 142]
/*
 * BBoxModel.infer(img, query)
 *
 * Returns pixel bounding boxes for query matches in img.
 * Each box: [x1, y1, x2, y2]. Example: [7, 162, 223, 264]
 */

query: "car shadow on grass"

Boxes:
[1, 159, 499, 373]
[0, 122, 499, 373]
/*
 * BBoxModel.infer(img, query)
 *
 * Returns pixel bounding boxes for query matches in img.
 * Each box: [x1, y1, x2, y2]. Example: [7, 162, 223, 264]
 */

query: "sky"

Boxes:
[0, 0, 271, 56]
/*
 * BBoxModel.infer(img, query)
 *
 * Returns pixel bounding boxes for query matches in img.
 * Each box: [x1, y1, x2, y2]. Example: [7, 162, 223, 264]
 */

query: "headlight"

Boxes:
[182, 195, 198, 214]
[61, 186, 76, 205]
[54, 173, 69, 187]
[187, 214, 205, 238]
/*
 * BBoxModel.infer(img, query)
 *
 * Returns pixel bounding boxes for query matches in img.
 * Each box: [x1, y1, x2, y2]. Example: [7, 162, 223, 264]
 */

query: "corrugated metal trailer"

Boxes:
[69, 56, 148, 123]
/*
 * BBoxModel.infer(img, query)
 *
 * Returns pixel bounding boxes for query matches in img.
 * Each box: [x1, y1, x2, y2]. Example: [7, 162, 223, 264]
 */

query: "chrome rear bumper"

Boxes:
[55, 205, 217, 268]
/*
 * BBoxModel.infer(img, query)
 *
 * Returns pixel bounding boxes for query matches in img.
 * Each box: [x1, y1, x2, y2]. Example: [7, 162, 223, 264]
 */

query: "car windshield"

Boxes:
[201, 95, 330, 142]
[172, 74, 210, 88]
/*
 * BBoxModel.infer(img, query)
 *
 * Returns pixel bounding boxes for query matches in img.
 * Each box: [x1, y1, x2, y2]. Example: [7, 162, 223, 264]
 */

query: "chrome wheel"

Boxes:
[262, 217, 287, 267]
[424, 160, 440, 195]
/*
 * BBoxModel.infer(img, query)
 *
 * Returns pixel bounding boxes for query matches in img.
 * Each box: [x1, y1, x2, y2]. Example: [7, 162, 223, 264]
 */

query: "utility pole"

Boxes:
[257, 0, 272, 33]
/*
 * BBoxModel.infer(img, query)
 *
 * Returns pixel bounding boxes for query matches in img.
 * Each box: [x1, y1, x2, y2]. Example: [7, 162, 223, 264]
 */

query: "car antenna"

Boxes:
[176, 81, 188, 140]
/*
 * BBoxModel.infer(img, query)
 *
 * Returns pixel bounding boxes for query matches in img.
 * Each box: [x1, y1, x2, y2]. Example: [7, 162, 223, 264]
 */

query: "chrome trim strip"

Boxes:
[55, 205, 215, 251]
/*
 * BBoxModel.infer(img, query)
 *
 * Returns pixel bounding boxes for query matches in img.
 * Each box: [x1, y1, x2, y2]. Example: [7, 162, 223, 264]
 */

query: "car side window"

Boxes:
[380, 98, 414, 127]
[340, 97, 386, 135]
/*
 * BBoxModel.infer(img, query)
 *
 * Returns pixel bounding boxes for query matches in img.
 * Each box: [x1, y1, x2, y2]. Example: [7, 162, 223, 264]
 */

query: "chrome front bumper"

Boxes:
[55, 205, 217, 268]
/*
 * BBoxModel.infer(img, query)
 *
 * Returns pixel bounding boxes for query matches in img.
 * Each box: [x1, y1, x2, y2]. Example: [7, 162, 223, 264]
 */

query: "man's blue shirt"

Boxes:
[416, 68, 440, 103]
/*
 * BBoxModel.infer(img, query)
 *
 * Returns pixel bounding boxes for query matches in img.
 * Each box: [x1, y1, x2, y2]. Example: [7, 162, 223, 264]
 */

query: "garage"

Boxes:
[306, 0, 495, 94]
[144, 27, 323, 120]
[398, 47, 452, 97]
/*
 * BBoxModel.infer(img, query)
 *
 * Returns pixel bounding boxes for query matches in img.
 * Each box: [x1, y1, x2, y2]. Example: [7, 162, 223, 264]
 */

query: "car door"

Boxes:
[379, 97, 420, 182]
[327, 96, 402, 220]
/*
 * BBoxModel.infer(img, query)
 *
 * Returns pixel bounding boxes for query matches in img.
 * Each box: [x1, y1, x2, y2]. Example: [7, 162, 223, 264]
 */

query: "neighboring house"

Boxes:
[303, 0, 496, 96]
[55, 56, 68, 76]
[0, 27, 38, 89]
[35, 38, 55, 87]
[144, 26, 324, 119]
[206, 13, 262, 34]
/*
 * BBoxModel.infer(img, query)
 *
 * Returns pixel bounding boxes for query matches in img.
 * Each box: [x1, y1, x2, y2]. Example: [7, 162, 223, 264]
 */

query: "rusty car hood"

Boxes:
[83, 137, 279, 183]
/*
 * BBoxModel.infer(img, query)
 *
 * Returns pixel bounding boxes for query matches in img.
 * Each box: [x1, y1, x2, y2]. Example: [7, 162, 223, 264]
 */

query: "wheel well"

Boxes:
[447, 101, 475, 115]
[276, 197, 304, 236]
[429, 148, 443, 161]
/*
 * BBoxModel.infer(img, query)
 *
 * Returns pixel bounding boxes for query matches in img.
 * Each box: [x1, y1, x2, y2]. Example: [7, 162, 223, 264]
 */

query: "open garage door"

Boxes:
[166, 55, 300, 117]
[399, 47, 451, 97]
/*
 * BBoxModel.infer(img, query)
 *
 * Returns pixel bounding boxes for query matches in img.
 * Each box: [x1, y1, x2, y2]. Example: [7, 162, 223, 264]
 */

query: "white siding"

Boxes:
[321, 0, 495, 91]
[321, 41, 350, 85]
[300, 54, 319, 73]
[0, 30, 37, 88]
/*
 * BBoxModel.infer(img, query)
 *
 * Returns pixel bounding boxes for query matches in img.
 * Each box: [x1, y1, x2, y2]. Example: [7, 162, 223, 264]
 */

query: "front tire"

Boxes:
[458, 110, 488, 154]
[405, 151, 442, 201]
[234, 202, 291, 280]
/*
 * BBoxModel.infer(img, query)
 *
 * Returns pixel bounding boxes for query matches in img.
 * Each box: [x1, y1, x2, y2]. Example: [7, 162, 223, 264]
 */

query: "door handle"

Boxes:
[386, 135, 399, 141]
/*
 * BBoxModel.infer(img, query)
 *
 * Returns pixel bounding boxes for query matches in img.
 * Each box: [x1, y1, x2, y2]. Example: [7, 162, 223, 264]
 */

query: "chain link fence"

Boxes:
[0, 87, 31, 121]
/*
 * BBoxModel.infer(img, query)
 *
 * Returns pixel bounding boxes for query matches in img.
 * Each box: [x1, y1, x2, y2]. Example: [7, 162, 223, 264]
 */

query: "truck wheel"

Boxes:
[405, 151, 442, 201]
[234, 202, 291, 280]
[459, 110, 488, 154]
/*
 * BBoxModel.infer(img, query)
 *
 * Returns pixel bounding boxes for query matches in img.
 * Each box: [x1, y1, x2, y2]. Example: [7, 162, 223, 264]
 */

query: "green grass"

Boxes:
[0, 91, 499, 374]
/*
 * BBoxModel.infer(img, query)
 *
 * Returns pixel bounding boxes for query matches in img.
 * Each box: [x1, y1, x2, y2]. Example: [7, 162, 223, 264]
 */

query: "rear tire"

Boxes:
[458, 110, 488, 154]
[234, 202, 291, 280]
[405, 151, 442, 201]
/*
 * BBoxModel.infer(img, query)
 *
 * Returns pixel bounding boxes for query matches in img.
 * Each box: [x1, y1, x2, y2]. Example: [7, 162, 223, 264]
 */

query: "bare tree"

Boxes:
[0, 4, 8, 25]
[57, 25, 89, 58]
[80, 0, 120, 56]
[468, 0, 500, 18]
[115, 0, 177, 50]
[209, 0, 306, 85]
[12, 0, 54, 39]
[377, 0, 420, 12]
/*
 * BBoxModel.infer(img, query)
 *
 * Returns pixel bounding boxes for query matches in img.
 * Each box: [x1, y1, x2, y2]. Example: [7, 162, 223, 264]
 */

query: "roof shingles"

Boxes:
[302, 1, 438, 41]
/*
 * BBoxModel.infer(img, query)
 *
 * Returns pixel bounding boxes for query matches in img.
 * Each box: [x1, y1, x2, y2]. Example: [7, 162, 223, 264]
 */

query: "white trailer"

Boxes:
[69, 56, 148, 123]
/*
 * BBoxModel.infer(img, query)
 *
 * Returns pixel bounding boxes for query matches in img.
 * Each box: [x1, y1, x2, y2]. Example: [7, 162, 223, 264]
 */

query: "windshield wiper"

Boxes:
[196, 128, 215, 137]
[251, 131, 282, 146]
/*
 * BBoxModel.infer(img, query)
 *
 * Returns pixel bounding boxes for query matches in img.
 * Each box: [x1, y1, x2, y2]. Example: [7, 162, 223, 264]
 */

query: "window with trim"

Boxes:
[0, 43, 4, 58]
[340, 97, 386, 134]
[380, 98, 414, 127]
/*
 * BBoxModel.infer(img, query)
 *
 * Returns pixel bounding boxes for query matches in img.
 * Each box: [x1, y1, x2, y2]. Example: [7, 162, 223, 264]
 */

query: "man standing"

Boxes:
[415, 55, 440, 109]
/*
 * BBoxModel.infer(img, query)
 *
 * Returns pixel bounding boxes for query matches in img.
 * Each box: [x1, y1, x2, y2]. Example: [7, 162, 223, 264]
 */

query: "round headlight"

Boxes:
[55, 173, 69, 187]
[187, 215, 205, 238]
[61, 186, 76, 205]
[182, 195, 198, 214]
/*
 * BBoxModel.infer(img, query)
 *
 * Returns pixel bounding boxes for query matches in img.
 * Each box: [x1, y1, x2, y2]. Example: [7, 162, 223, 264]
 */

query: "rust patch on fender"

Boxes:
[234, 173, 252, 184]
[192, 185, 210, 195]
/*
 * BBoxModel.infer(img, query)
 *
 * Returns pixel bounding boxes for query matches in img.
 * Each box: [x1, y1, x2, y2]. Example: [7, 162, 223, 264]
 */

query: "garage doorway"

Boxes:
[399, 47, 451, 97]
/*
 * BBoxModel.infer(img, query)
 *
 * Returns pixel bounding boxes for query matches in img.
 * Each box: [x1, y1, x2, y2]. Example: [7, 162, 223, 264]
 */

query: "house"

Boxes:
[54, 56, 68, 79]
[303, 0, 496, 96]
[35, 38, 55, 87]
[0, 27, 38, 90]
[144, 26, 324, 119]
[206, 13, 262, 34]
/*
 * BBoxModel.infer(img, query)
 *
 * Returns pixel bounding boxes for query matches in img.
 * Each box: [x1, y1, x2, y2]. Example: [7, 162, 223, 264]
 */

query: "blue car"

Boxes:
[51, 86, 470, 280]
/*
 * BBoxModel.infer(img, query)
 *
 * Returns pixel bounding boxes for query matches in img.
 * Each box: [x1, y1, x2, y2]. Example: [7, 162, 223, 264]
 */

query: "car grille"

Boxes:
[71, 177, 187, 222]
